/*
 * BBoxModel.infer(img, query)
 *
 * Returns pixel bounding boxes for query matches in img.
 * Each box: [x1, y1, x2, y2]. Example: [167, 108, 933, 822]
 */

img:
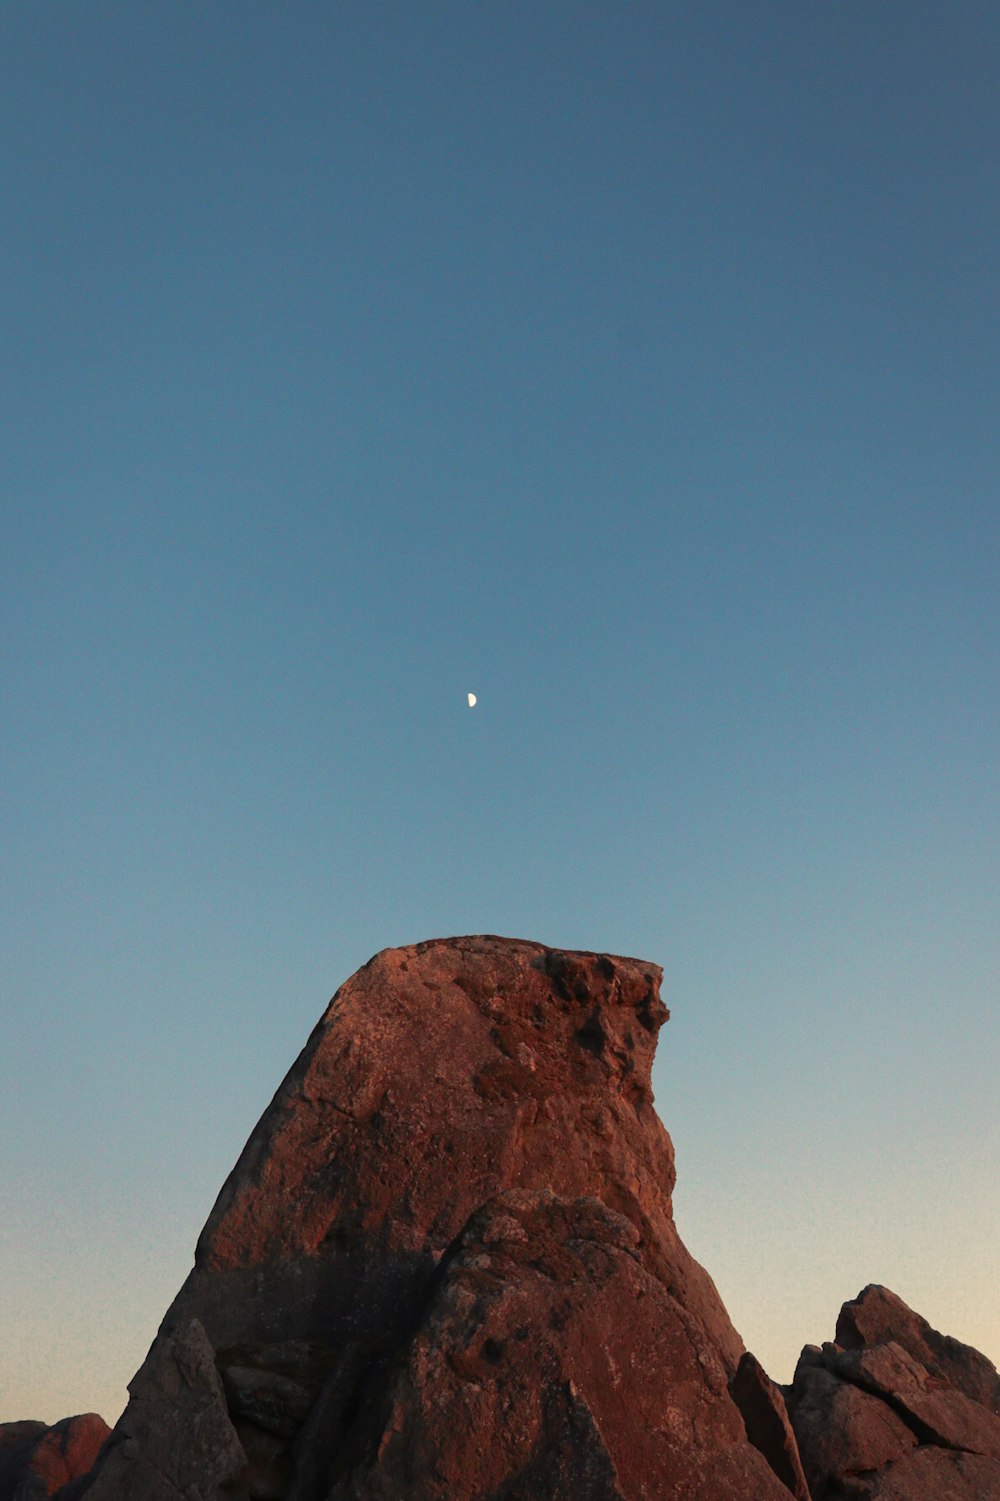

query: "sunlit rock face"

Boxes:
[32, 936, 998, 1500]
[786, 1285, 1000, 1501]
[72, 935, 794, 1500]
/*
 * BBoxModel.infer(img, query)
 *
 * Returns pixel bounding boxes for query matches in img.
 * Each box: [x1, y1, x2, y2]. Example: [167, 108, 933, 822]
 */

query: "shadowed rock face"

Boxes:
[73, 936, 778, 1500]
[787, 1286, 1000, 1501]
[730, 1352, 811, 1501]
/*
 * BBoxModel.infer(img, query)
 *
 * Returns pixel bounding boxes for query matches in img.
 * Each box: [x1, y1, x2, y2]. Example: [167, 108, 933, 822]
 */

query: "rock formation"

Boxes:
[5, 936, 998, 1501]
[0, 1415, 110, 1498]
[786, 1285, 1000, 1499]
[67, 936, 794, 1499]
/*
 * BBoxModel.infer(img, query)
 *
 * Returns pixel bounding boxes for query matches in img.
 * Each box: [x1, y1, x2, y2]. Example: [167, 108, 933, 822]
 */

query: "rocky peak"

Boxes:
[8, 937, 998, 1501]
[73, 937, 774, 1499]
[836, 1283, 1000, 1413]
[197, 937, 672, 1277]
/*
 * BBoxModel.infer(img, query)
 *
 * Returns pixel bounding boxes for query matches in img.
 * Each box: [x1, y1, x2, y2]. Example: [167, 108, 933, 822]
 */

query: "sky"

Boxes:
[2, 1, 998, 1425]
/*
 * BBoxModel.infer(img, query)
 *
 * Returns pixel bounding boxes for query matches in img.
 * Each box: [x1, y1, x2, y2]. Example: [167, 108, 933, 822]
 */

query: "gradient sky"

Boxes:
[2, 2, 998, 1425]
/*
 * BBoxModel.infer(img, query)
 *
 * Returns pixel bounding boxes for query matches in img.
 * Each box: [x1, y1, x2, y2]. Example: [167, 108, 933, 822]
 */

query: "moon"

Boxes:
[467, 692, 477, 707]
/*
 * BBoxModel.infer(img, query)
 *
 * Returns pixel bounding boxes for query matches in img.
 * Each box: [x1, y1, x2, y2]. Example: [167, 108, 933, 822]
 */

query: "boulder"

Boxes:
[181, 937, 734, 1362]
[77, 1318, 246, 1500]
[860, 1448, 1000, 1500]
[786, 1354, 918, 1497]
[0, 1414, 110, 1499]
[9, 939, 999, 1500]
[837, 1285, 1000, 1413]
[825, 1340, 1000, 1457]
[787, 1287, 1000, 1500]
[730, 1351, 811, 1500]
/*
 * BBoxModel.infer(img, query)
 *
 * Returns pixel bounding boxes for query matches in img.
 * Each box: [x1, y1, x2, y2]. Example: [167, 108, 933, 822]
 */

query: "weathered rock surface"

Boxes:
[826, 1340, 1000, 1456]
[73, 937, 784, 1499]
[184, 936, 733, 1362]
[14, 937, 998, 1500]
[70, 1318, 246, 1501]
[786, 1349, 919, 1497]
[320, 1190, 792, 1501]
[787, 1288, 1000, 1501]
[0, 1414, 110, 1499]
[837, 1284, 1000, 1413]
[859, 1449, 1000, 1500]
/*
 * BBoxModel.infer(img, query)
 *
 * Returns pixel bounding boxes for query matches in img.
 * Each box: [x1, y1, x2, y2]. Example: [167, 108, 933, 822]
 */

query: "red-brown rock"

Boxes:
[78, 936, 780, 1501]
[837, 1284, 1000, 1413]
[0, 1414, 110, 1499]
[786, 1351, 918, 1497]
[187, 937, 732, 1364]
[45, 938, 996, 1500]
[788, 1288, 1000, 1501]
[321, 1190, 793, 1501]
[861, 1448, 1000, 1500]
[826, 1340, 1000, 1457]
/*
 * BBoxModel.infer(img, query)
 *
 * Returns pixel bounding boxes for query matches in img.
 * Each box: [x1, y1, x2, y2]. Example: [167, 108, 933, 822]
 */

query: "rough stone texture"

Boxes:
[787, 1287, 1000, 1501]
[74, 937, 769, 1500]
[20, 937, 996, 1500]
[837, 1284, 1000, 1413]
[78, 1319, 246, 1500]
[825, 1340, 1000, 1457]
[0, 1414, 110, 1499]
[321, 1191, 793, 1501]
[221, 1365, 315, 1440]
[860, 1449, 1000, 1500]
[184, 937, 734, 1365]
[730, 1351, 810, 1500]
[786, 1355, 918, 1497]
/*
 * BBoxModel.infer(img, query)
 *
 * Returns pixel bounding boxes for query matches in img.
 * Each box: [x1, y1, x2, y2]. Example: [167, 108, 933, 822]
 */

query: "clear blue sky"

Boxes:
[2, 2, 997, 1423]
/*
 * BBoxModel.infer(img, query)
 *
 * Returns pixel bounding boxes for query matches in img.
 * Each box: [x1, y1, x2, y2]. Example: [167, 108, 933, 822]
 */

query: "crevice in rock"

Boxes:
[846, 1386, 978, 1458]
[836, 1377, 984, 1457]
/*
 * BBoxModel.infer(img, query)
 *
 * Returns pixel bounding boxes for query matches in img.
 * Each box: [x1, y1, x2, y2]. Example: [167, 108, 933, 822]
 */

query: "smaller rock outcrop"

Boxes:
[75, 1318, 247, 1500]
[836, 1284, 1000, 1414]
[787, 1285, 1000, 1500]
[0, 1415, 110, 1500]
